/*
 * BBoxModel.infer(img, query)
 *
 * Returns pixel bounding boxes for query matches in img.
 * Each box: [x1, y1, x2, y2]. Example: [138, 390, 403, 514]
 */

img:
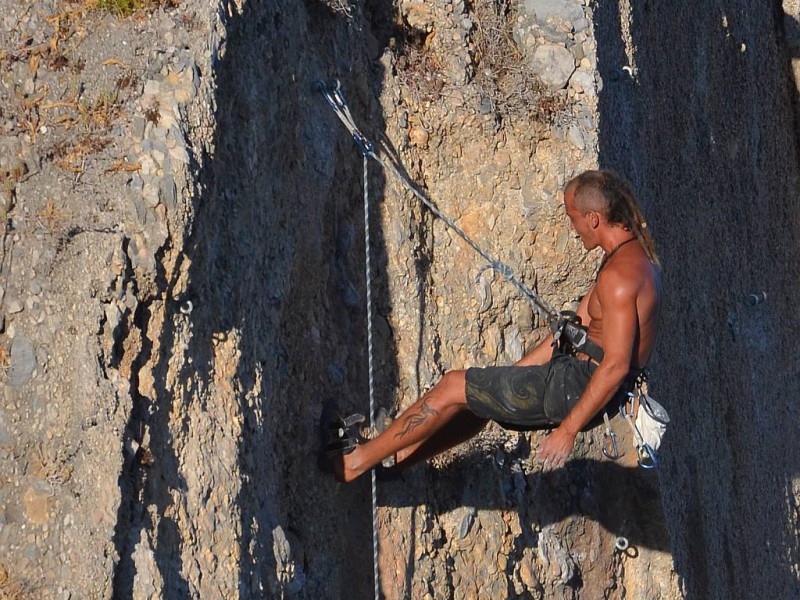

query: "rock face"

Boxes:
[595, 2, 800, 598]
[0, 0, 797, 599]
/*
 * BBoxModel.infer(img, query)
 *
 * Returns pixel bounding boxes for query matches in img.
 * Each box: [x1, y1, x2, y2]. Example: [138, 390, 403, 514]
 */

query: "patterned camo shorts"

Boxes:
[464, 351, 598, 430]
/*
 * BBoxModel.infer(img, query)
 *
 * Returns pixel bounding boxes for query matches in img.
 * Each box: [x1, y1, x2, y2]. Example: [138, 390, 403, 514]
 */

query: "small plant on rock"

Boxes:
[470, 0, 568, 122]
[82, 0, 179, 17]
[394, 38, 446, 107]
[316, 0, 354, 19]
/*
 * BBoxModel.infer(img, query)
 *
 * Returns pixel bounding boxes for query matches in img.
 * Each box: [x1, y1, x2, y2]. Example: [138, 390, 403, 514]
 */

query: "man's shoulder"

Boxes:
[596, 253, 654, 298]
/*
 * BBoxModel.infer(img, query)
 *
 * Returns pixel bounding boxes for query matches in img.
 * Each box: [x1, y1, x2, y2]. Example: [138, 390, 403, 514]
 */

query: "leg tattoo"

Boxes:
[394, 396, 439, 441]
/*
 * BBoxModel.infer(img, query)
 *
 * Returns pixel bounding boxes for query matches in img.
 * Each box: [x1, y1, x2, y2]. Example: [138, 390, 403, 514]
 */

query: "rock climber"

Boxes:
[324, 169, 661, 482]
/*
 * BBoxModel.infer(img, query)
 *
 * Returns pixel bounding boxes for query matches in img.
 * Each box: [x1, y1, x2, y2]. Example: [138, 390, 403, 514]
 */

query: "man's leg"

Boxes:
[393, 410, 488, 470]
[341, 370, 474, 482]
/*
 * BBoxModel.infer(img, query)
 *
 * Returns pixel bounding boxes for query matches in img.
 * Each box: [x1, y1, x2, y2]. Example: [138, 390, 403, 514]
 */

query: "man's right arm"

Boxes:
[515, 332, 554, 366]
[516, 285, 595, 367]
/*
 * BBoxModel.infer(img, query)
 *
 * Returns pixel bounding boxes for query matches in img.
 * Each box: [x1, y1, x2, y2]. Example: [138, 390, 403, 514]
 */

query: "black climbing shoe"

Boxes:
[318, 401, 366, 477]
[324, 412, 367, 457]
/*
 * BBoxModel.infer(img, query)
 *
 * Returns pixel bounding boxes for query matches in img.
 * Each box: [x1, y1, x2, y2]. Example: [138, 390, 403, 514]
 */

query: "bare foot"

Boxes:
[339, 447, 364, 483]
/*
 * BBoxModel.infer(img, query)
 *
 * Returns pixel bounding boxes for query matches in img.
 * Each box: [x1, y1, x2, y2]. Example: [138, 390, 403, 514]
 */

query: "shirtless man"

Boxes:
[329, 170, 661, 482]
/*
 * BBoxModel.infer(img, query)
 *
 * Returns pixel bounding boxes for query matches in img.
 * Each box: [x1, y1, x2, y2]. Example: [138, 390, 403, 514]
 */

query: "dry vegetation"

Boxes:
[394, 39, 446, 106]
[36, 199, 70, 233]
[317, 0, 354, 19]
[0, 565, 32, 600]
[392, 0, 570, 123]
[0, 1, 171, 179]
[81, 0, 178, 18]
[470, 0, 568, 121]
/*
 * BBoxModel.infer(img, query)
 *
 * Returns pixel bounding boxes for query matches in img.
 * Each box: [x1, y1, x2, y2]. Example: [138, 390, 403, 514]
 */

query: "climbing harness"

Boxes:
[602, 373, 670, 469]
[318, 80, 603, 362]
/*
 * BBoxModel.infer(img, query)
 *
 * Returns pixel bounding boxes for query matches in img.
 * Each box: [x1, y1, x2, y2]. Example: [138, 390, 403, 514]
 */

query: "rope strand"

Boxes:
[318, 81, 602, 599]
[318, 80, 560, 324]
[363, 154, 381, 600]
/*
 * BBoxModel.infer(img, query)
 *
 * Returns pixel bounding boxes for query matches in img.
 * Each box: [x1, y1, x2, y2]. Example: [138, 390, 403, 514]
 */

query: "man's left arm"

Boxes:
[538, 270, 638, 467]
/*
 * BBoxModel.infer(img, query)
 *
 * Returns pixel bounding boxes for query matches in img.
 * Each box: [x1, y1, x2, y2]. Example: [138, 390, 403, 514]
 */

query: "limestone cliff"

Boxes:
[0, 0, 797, 599]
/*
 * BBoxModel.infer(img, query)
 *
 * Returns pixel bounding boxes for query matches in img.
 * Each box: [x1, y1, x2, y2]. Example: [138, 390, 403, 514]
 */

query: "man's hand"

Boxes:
[538, 426, 577, 469]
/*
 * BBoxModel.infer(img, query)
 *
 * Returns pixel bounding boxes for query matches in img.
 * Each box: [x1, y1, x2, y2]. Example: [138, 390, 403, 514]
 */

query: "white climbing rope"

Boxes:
[319, 79, 382, 600]
[362, 153, 381, 600]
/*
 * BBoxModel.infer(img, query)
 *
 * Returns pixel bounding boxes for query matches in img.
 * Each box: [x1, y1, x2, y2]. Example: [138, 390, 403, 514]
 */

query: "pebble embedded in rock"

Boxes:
[566, 125, 585, 149]
[159, 175, 177, 211]
[530, 43, 576, 90]
[5, 297, 23, 314]
[524, 0, 585, 24]
[8, 336, 36, 388]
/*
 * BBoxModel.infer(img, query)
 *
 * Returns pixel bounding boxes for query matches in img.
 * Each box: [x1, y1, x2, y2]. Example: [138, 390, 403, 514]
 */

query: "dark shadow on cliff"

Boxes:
[780, 9, 800, 161]
[111, 242, 191, 596]
[374, 451, 671, 554]
[593, 2, 800, 598]
[777, 10, 800, 588]
[183, 1, 397, 595]
[111, 1, 406, 598]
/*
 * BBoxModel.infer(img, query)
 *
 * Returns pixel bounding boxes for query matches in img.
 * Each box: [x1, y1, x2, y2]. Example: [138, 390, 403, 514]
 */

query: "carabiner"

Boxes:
[637, 443, 658, 470]
[602, 430, 621, 460]
[620, 392, 636, 419]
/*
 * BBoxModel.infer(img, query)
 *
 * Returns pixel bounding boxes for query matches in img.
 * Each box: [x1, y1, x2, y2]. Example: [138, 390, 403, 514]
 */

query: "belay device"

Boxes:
[549, 309, 604, 362]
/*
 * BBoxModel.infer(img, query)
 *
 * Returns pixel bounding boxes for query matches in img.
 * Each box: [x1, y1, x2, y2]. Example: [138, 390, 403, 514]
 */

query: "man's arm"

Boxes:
[514, 332, 553, 366]
[515, 287, 594, 367]
[538, 270, 638, 467]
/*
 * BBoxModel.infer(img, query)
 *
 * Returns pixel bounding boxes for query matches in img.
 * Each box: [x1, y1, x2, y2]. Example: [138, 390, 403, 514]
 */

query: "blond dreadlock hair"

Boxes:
[566, 170, 661, 267]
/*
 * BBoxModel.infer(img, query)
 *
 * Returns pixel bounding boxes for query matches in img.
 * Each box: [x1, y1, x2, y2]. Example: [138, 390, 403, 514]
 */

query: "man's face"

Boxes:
[564, 187, 598, 250]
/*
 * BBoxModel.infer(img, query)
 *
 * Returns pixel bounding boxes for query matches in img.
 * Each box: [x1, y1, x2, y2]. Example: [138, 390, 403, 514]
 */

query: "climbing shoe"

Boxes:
[317, 400, 367, 476]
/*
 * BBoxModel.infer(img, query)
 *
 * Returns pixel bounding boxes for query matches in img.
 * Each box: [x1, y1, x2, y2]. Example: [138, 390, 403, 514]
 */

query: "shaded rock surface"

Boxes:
[0, 0, 796, 598]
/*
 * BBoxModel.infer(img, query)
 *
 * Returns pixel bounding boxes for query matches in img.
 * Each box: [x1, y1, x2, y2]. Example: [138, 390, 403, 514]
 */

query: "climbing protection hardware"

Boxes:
[601, 412, 620, 461]
[619, 392, 658, 469]
[745, 290, 767, 306]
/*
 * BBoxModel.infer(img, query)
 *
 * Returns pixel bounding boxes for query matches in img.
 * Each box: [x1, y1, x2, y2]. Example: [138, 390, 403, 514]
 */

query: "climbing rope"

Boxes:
[318, 80, 632, 598]
[318, 80, 564, 600]
[318, 80, 381, 599]
[319, 81, 610, 364]
[317, 80, 564, 326]
[361, 151, 381, 600]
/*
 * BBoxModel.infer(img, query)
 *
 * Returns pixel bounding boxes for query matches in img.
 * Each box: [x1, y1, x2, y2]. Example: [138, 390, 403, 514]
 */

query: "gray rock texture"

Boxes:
[531, 43, 576, 90]
[0, 0, 797, 598]
[595, 1, 800, 598]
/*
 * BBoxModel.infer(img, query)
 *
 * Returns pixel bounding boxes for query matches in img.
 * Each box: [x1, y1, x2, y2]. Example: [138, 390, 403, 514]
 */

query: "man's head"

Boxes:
[563, 182, 602, 250]
[564, 170, 660, 264]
